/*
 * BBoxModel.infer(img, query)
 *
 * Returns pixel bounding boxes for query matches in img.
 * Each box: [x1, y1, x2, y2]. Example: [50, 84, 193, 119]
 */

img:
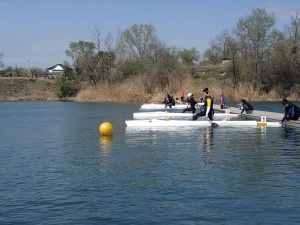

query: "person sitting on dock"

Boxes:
[162, 93, 175, 108]
[240, 99, 253, 114]
[193, 88, 214, 121]
[280, 99, 300, 124]
[182, 93, 197, 114]
[179, 91, 185, 102]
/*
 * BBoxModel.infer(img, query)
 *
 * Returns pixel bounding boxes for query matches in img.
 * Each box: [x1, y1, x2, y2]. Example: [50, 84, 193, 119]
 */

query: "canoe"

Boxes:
[125, 119, 282, 127]
[133, 112, 238, 119]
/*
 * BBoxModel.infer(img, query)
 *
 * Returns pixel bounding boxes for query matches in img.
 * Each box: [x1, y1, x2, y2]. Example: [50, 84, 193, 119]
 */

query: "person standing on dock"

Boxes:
[240, 99, 254, 114]
[193, 88, 214, 121]
[280, 99, 300, 124]
[182, 93, 197, 114]
[220, 92, 226, 109]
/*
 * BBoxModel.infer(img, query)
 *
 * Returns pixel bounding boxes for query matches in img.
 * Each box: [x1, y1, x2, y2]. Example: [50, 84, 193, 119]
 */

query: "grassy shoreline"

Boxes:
[0, 77, 296, 103]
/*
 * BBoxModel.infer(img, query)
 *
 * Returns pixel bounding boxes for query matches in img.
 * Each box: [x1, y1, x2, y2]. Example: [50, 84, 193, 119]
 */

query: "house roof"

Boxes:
[47, 64, 64, 70]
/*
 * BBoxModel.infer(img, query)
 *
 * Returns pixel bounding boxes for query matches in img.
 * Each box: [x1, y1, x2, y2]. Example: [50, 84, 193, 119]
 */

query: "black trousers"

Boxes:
[193, 110, 214, 121]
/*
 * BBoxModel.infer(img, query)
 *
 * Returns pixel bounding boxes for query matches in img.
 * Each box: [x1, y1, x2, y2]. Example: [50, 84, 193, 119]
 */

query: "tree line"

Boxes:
[1, 8, 300, 98]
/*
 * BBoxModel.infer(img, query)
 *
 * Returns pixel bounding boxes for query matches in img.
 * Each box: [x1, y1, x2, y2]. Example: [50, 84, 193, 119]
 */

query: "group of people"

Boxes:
[163, 90, 300, 124]
[181, 88, 215, 121]
[238, 98, 300, 123]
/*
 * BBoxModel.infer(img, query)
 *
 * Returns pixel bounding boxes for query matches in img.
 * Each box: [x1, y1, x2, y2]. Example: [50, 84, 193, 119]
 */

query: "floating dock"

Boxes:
[139, 102, 204, 111]
[125, 119, 281, 127]
[132, 103, 300, 129]
[133, 111, 238, 119]
[218, 106, 300, 128]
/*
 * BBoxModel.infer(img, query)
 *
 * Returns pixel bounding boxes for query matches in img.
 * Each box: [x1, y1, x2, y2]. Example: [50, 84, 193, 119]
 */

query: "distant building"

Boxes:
[46, 64, 64, 78]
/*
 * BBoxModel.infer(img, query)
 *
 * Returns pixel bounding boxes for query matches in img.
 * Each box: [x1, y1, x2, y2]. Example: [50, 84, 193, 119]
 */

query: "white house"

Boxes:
[46, 64, 64, 78]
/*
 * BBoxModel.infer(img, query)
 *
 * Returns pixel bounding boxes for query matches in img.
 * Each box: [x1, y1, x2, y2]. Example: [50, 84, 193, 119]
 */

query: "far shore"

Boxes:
[0, 77, 296, 104]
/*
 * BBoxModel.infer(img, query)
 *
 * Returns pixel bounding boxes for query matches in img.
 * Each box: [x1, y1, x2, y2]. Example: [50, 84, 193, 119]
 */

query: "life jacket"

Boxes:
[204, 96, 214, 108]
[180, 92, 184, 98]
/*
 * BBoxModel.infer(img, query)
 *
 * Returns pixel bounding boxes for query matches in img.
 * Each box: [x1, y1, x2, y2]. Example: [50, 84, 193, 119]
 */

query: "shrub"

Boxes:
[55, 77, 81, 99]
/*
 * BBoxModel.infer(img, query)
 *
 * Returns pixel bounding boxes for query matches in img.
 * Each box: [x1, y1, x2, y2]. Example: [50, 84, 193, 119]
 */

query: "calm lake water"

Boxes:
[1, 102, 300, 225]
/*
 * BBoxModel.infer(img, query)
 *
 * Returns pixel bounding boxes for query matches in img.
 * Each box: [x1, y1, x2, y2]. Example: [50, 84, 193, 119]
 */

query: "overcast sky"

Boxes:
[1, 0, 299, 68]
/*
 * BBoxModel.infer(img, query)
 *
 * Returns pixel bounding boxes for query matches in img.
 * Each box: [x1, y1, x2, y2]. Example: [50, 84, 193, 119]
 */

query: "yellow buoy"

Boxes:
[99, 122, 113, 136]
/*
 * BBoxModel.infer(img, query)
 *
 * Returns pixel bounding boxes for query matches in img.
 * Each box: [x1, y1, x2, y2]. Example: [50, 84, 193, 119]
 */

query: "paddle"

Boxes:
[208, 118, 219, 127]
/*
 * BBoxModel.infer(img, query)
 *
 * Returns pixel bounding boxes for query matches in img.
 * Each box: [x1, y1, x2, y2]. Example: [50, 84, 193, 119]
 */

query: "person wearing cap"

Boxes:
[280, 99, 300, 124]
[182, 93, 197, 113]
[240, 99, 254, 114]
[193, 88, 214, 121]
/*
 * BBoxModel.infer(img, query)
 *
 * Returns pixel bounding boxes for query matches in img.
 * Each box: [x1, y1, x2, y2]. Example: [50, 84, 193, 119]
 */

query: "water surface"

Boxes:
[1, 102, 299, 224]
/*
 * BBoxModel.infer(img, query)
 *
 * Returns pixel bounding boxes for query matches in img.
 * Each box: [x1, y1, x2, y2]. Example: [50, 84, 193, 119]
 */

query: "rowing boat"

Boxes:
[133, 112, 238, 119]
[125, 119, 282, 127]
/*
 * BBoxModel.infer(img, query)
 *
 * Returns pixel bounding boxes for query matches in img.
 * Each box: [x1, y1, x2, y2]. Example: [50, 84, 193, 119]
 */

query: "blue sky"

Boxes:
[1, 0, 299, 69]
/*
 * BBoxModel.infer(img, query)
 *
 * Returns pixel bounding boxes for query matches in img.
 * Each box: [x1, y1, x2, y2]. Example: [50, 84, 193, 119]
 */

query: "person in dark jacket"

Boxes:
[182, 93, 197, 114]
[162, 93, 175, 108]
[280, 99, 300, 124]
[193, 88, 214, 121]
[240, 99, 254, 114]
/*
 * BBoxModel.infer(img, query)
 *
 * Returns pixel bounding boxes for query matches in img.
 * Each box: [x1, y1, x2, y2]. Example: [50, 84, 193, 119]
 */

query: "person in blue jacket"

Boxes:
[220, 92, 226, 109]
[280, 99, 300, 124]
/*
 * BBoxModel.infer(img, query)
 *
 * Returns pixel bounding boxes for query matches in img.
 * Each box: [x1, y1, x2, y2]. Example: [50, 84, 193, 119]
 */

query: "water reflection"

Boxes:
[201, 126, 214, 170]
[260, 126, 267, 138]
[283, 127, 300, 141]
[203, 126, 214, 154]
[99, 135, 112, 157]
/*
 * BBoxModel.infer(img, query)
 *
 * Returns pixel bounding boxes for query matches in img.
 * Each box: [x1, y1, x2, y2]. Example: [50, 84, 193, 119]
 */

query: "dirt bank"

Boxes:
[0, 77, 59, 101]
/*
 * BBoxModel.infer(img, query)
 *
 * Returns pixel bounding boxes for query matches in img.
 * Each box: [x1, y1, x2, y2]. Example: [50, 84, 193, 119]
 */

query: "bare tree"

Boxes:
[0, 53, 4, 69]
[105, 32, 114, 51]
[235, 8, 276, 86]
[92, 25, 103, 53]
[117, 24, 159, 63]
[285, 11, 300, 66]
[65, 41, 95, 76]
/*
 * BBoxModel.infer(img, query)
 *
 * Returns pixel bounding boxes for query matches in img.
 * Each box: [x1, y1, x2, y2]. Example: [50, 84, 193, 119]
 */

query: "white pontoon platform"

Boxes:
[139, 102, 204, 110]
[133, 111, 238, 119]
[125, 119, 282, 127]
